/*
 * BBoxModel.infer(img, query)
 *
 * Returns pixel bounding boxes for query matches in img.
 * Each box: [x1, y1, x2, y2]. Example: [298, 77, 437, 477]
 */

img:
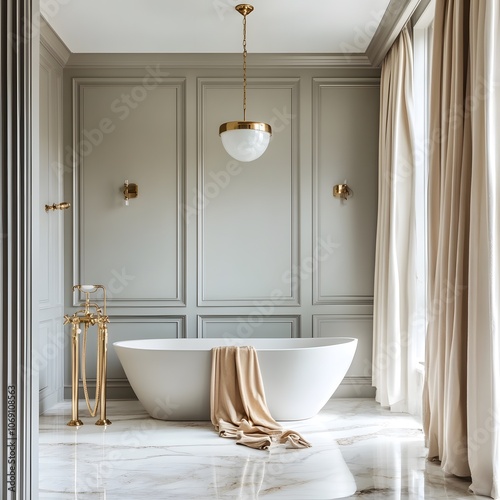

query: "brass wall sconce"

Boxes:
[333, 183, 353, 201]
[123, 180, 138, 206]
[63, 284, 111, 427]
[45, 201, 71, 212]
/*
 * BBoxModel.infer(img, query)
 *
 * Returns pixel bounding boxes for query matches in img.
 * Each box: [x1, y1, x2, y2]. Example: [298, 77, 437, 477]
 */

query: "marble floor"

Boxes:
[39, 398, 487, 499]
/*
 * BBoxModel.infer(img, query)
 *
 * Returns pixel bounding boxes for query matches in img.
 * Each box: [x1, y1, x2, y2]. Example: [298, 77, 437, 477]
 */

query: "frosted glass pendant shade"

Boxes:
[219, 121, 272, 162]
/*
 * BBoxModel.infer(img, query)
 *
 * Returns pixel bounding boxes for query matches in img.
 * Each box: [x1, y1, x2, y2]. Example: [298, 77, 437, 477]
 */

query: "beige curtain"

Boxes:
[424, 0, 500, 497]
[423, 0, 472, 478]
[372, 26, 419, 414]
[467, 2, 500, 495]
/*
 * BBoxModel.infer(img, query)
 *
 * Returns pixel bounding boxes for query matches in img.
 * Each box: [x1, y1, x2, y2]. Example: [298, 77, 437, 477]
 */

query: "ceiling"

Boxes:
[40, 0, 394, 55]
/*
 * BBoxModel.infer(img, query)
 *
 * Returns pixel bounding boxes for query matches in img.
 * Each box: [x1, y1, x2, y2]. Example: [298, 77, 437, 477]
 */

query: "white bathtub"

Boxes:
[114, 337, 357, 421]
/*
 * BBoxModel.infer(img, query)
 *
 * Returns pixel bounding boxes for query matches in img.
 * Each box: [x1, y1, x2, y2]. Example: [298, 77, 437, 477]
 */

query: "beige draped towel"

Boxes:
[210, 346, 311, 450]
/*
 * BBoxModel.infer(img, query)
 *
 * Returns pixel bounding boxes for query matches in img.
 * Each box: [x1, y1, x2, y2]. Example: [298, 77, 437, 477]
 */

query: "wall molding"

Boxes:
[46, 1, 428, 71]
[40, 16, 71, 67]
[107, 314, 187, 338]
[93, 376, 376, 403]
[71, 77, 187, 307]
[366, 0, 424, 67]
[335, 376, 375, 398]
[64, 315, 186, 399]
[313, 314, 375, 398]
[65, 52, 373, 69]
[1, 0, 37, 496]
[313, 297, 375, 305]
[39, 46, 64, 312]
[312, 78, 379, 306]
[313, 313, 373, 332]
[64, 379, 137, 401]
[411, 0, 433, 27]
[197, 315, 300, 339]
[197, 78, 300, 307]
[341, 376, 373, 386]
[37, 319, 64, 413]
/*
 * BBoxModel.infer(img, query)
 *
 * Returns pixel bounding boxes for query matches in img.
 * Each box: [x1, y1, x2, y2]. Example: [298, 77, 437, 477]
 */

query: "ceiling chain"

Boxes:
[242, 12, 247, 121]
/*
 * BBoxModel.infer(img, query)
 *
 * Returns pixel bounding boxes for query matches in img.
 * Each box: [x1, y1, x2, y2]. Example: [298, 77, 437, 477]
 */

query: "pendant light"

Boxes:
[219, 4, 272, 162]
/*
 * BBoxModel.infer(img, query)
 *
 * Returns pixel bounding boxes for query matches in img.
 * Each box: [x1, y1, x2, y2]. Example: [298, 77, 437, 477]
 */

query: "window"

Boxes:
[412, 1, 434, 364]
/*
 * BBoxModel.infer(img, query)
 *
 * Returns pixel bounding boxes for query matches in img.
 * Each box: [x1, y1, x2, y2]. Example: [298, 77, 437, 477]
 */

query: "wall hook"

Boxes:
[45, 202, 71, 212]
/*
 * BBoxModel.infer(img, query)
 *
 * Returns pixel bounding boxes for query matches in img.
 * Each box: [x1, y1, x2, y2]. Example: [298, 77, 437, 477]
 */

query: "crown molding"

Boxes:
[412, 0, 434, 28]
[366, 0, 424, 67]
[40, 16, 71, 67]
[40, 2, 426, 71]
[65, 52, 373, 69]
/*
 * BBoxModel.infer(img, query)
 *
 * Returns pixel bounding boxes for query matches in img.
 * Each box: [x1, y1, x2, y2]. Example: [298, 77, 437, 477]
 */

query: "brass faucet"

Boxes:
[64, 285, 111, 426]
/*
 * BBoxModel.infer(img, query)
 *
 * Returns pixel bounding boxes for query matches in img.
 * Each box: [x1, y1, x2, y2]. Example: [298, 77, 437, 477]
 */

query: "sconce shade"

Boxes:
[219, 121, 272, 162]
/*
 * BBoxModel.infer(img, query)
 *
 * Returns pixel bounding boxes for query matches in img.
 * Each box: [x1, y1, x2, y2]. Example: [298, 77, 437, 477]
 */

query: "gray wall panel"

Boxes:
[62, 63, 380, 399]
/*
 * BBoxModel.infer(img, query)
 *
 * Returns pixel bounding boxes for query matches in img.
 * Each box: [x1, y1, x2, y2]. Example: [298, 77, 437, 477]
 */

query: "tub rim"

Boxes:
[113, 337, 358, 352]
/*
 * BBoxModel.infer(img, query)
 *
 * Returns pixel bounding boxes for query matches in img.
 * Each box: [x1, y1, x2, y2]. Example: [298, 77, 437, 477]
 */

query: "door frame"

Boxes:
[1, 0, 39, 498]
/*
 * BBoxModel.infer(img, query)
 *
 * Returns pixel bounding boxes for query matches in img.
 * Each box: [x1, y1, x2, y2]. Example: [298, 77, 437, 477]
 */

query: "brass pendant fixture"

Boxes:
[219, 4, 272, 162]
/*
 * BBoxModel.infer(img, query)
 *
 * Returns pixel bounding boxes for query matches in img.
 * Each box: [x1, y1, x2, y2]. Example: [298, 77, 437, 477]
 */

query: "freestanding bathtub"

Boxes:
[114, 337, 357, 421]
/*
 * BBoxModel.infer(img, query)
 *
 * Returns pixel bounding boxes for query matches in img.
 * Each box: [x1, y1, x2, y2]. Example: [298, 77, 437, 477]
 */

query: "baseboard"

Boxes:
[64, 376, 375, 401]
[333, 376, 375, 398]
[63, 380, 137, 401]
[39, 388, 64, 414]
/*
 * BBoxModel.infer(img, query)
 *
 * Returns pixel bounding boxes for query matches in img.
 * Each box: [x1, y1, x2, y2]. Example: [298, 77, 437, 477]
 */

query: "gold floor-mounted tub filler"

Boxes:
[64, 284, 111, 427]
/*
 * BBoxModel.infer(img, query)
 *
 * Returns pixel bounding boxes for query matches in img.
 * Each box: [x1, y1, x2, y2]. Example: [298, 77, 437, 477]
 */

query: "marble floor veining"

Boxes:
[39, 398, 488, 499]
